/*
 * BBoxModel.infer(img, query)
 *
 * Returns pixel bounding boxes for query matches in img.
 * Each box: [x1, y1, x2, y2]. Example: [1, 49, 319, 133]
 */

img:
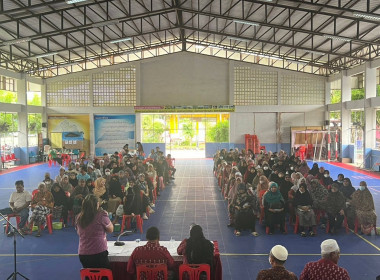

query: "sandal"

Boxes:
[235, 231, 241, 236]
[301, 232, 307, 237]
[251, 232, 259, 237]
[309, 231, 316, 237]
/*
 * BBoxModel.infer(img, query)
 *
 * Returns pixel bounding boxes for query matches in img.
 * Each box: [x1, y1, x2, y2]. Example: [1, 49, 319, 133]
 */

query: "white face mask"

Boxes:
[290, 167, 294, 170]
[259, 180, 264, 184]
[263, 166, 268, 170]
[324, 174, 329, 178]
[105, 172, 110, 176]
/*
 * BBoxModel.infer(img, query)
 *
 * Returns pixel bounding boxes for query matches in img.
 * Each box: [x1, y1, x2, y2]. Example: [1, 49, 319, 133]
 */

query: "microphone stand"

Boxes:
[114, 230, 133, 246]
[0, 212, 29, 280]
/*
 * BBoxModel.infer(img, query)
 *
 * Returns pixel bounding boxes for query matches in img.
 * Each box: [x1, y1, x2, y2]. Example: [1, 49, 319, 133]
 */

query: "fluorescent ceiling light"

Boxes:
[353, 12, 380, 21]
[91, 19, 120, 28]
[65, 0, 87, 4]
[110, 37, 132, 44]
[323, 35, 351, 42]
[3, 37, 31, 45]
[34, 52, 58, 58]
[307, 50, 326, 55]
[226, 36, 250, 42]
[209, 44, 223, 50]
[233, 19, 260, 27]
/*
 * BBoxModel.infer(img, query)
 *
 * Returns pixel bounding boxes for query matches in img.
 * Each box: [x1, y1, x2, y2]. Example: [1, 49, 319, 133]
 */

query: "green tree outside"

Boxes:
[0, 90, 17, 103]
[206, 120, 229, 142]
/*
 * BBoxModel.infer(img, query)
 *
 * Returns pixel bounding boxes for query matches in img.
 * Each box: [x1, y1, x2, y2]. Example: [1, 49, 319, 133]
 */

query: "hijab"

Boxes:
[93, 177, 106, 198]
[263, 182, 284, 205]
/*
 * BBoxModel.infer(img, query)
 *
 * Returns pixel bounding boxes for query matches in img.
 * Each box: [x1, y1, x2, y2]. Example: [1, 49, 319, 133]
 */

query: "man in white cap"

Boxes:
[257, 245, 297, 280]
[300, 239, 350, 280]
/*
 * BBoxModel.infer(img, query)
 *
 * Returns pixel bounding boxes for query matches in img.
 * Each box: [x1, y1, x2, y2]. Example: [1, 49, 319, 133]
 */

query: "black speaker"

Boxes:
[42, 122, 47, 128]
[324, 120, 330, 126]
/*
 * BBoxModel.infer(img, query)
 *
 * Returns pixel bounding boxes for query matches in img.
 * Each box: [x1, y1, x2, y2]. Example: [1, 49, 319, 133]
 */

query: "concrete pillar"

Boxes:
[41, 83, 47, 139]
[17, 75, 28, 165]
[364, 62, 377, 168]
[340, 71, 351, 159]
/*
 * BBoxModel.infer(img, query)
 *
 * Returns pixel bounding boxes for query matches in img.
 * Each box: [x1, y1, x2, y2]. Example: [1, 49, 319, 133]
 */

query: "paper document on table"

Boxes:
[108, 245, 125, 254]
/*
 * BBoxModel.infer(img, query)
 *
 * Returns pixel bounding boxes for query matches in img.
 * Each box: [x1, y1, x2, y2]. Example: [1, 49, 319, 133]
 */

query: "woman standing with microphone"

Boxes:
[76, 194, 114, 268]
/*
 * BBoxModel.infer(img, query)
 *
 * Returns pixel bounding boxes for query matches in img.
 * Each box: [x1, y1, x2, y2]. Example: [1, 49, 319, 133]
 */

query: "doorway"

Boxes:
[141, 113, 230, 158]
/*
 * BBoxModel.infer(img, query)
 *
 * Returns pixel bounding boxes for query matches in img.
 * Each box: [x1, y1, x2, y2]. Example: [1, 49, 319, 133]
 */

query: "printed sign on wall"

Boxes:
[94, 115, 136, 156]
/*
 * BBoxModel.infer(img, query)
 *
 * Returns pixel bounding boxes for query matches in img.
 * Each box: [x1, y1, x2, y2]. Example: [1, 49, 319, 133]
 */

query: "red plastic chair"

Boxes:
[179, 264, 210, 280]
[354, 217, 377, 235]
[326, 215, 349, 234]
[136, 263, 167, 280]
[80, 268, 113, 280]
[5, 213, 21, 234]
[120, 214, 143, 233]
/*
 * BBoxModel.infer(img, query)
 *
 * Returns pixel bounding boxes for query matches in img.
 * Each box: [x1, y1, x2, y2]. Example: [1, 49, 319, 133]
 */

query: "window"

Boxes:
[351, 73, 365, 100]
[330, 79, 341, 104]
[0, 113, 19, 153]
[27, 82, 42, 106]
[28, 113, 42, 147]
[0, 75, 17, 92]
[350, 110, 364, 144]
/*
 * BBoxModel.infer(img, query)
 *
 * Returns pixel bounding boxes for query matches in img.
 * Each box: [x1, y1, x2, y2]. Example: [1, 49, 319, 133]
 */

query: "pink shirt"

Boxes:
[77, 210, 111, 255]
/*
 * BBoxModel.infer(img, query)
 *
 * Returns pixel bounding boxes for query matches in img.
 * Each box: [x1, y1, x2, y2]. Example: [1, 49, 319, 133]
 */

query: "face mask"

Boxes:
[127, 161, 130, 164]
[257, 165, 261, 169]
[337, 180, 342, 183]
[324, 174, 329, 178]
[290, 167, 294, 170]
[279, 175, 284, 178]
[105, 172, 110, 176]
[259, 180, 264, 184]
[360, 186, 365, 191]
[263, 166, 268, 170]
[270, 158, 274, 160]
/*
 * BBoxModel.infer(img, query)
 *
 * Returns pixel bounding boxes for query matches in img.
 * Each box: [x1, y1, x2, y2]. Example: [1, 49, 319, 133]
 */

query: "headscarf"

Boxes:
[309, 179, 328, 209]
[59, 174, 73, 194]
[326, 184, 346, 214]
[263, 182, 284, 205]
[351, 183, 375, 212]
[93, 177, 106, 198]
[257, 175, 269, 195]
[340, 178, 355, 199]
[51, 183, 67, 206]
[309, 163, 319, 176]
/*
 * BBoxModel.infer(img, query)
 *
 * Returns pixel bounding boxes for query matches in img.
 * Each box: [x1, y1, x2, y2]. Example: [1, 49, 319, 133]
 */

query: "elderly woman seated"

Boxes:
[294, 183, 316, 237]
[232, 183, 259, 236]
[263, 182, 286, 234]
[351, 181, 377, 235]
[29, 182, 54, 237]
[326, 183, 346, 234]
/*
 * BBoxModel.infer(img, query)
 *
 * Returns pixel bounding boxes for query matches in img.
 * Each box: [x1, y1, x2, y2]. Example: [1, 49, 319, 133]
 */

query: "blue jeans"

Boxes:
[0, 207, 29, 232]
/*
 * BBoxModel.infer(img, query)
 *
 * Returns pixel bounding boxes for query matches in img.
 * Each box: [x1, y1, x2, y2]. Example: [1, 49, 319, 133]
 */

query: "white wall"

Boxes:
[140, 52, 229, 105]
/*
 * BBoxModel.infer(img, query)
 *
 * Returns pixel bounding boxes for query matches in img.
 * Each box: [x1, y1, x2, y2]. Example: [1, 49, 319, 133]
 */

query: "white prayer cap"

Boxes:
[321, 239, 339, 254]
[270, 245, 288, 261]
[235, 172, 242, 177]
[87, 164, 93, 169]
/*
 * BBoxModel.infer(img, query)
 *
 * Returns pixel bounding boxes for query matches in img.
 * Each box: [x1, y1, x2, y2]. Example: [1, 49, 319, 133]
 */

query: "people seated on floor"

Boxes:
[51, 182, 69, 227]
[0, 180, 31, 236]
[263, 182, 286, 234]
[326, 183, 346, 234]
[29, 182, 54, 237]
[351, 181, 377, 235]
[43, 172, 54, 191]
[93, 177, 109, 211]
[76, 194, 113, 269]
[256, 245, 297, 280]
[72, 179, 89, 215]
[294, 183, 316, 237]
[108, 175, 123, 215]
[233, 183, 259, 236]
[300, 239, 350, 280]
[177, 224, 214, 278]
[127, 226, 175, 275]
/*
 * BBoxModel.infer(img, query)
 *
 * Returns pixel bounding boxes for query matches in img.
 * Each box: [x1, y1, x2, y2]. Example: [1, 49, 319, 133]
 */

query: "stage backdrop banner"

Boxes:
[47, 115, 90, 154]
[94, 115, 136, 157]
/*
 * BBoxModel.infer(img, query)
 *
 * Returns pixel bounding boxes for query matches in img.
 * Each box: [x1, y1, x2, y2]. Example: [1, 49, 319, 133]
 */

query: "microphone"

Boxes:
[114, 230, 133, 246]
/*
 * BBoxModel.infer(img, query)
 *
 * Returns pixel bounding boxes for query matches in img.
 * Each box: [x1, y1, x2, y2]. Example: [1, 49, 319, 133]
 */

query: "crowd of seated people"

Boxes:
[214, 148, 377, 237]
[0, 144, 177, 237]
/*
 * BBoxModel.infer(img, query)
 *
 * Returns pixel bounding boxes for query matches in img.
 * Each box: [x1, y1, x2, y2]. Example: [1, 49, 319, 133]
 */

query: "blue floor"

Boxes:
[0, 160, 379, 279]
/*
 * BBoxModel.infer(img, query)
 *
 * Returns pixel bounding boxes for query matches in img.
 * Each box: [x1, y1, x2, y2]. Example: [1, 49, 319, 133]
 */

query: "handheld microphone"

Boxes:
[114, 230, 133, 246]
